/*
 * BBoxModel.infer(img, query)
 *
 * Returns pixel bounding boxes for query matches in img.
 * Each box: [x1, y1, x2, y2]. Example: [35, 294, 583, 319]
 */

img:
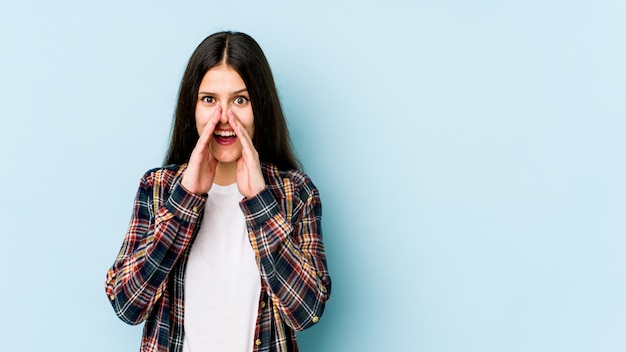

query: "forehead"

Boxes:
[199, 65, 246, 91]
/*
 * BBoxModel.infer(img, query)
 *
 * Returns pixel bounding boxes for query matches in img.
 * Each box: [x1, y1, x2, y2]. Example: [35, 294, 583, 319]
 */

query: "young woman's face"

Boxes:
[195, 64, 254, 163]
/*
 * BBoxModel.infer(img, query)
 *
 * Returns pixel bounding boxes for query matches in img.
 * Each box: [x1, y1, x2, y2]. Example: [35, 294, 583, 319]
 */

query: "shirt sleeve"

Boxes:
[104, 169, 206, 325]
[240, 178, 331, 331]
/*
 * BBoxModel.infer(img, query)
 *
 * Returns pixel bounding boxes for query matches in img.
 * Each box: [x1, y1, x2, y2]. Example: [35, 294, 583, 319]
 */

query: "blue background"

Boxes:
[1, 0, 625, 351]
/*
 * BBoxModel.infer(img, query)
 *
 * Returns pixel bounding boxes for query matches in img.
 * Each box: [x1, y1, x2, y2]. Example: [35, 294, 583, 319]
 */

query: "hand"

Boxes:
[181, 106, 222, 195]
[228, 110, 266, 198]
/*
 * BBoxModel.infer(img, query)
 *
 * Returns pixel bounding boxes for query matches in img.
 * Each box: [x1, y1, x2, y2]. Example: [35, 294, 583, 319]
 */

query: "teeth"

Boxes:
[214, 130, 236, 137]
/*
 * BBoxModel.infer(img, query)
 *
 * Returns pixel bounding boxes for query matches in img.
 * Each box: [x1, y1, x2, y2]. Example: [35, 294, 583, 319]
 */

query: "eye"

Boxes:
[201, 96, 215, 104]
[234, 96, 249, 105]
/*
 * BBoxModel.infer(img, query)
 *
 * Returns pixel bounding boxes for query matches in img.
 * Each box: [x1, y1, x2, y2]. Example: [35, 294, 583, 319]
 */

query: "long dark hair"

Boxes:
[164, 31, 300, 171]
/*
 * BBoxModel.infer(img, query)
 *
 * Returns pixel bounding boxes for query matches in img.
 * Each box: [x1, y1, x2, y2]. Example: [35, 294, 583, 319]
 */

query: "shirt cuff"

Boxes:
[239, 187, 280, 228]
[165, 182, 207, 223]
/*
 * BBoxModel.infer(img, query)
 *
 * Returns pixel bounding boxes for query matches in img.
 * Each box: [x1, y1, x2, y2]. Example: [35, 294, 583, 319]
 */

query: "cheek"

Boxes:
[194, 118, 203, 133]
[245, 119, 255, 139]
[195, 107, 211, 130]
[242, 110, 254, 137]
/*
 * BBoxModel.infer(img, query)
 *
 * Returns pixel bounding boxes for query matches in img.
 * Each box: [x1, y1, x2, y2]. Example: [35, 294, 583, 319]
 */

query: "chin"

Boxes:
[212, 152, 242, 164]
[210, 142, 242, 163]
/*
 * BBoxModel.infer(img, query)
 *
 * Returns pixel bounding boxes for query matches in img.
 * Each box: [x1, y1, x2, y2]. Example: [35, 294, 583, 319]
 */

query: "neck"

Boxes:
[213, 162, 237, 186]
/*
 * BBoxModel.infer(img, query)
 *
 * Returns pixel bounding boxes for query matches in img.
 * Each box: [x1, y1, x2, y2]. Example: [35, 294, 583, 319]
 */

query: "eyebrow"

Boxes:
[198, 88, 248, 95]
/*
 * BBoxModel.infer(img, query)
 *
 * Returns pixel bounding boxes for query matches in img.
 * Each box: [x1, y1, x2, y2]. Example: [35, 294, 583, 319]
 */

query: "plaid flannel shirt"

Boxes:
[105, 163, 331, 352]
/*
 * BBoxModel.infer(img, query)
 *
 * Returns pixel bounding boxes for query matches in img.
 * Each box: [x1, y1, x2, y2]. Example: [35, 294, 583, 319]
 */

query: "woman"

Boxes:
[105, 31, 331, 352]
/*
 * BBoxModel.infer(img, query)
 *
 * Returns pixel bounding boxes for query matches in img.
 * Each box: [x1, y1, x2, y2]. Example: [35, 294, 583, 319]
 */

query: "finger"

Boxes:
[228, 111, 256, 156]
[208, 152, 218, 169]
[237, 156, 245, 175]
[227, 111, 249, 141]
[197, 106, 222, 147]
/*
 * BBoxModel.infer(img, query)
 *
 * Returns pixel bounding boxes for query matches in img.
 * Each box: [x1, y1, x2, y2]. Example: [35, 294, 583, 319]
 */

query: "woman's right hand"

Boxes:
[181, 106, 222, 195]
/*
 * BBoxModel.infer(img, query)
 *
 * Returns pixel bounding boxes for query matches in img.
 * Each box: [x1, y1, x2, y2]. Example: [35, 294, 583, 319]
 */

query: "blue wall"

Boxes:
[1, 0, 625, 351]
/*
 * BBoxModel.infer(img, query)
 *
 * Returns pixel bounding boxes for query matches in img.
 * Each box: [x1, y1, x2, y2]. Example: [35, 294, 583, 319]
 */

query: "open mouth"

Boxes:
[213, 130, 237, 137]
[213, 129, 237, 145]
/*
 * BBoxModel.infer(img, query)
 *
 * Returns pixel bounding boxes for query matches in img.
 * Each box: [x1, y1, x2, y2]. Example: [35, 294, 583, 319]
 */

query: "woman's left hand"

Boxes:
[229, 111, 266, 198]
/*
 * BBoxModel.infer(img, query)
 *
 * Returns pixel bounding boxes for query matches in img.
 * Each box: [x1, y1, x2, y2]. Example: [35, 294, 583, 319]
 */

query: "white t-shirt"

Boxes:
[182, 183, 261, 352]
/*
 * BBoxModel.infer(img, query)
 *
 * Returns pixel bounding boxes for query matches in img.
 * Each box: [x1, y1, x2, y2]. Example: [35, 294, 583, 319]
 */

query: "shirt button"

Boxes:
[192, 206, 199, 213]
[109, 294, 115, 301]
[260, 301, 266, 309]
[255, 339, 262, 346]
[312, 316, 319, 323]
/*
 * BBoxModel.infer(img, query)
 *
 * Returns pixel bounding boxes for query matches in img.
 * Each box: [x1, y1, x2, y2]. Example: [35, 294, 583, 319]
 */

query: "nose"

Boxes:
[218, 104, 228, 124]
